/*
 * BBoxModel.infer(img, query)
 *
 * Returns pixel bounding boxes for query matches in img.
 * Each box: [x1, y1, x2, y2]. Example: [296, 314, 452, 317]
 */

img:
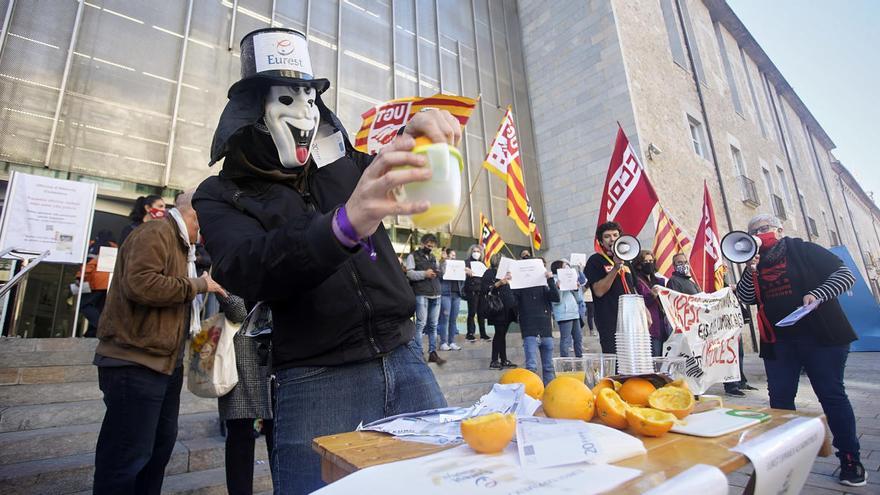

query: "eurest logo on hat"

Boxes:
[253, 31, 313, 76]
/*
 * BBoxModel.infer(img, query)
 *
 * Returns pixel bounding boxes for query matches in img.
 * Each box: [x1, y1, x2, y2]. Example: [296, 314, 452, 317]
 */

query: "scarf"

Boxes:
[752, 238, 788, 344]
[168, 208, 202, 336]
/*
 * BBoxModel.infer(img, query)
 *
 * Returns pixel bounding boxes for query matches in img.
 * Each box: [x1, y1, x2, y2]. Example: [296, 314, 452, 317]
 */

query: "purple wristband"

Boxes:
[335, 206, 377, 261]
[331, 210, 358, 248]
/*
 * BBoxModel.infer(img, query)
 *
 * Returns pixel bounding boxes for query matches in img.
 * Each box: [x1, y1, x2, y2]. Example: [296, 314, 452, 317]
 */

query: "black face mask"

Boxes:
[640, 262, 656, 275]
[422, 246, 432, 255]
[521, 254, 531, 259]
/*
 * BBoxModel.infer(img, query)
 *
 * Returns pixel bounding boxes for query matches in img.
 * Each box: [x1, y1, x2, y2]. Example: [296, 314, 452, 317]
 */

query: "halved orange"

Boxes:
[541, 376, 595, 421]
[625, 407, 677, 437]
[595, 388, 630, 429]
[499, 368, 545, 399]
[619, 377, 656, 406]
[460, 413, 517, 454]
[591, 377, 622, 397]
[648, 385, 695, 419]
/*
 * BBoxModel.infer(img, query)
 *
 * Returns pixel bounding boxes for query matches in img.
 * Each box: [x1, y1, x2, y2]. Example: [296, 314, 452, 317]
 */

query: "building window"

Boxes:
[659, 0, 688, 68]
[688, 115, 705, 158]
[714, 23, 743, 115]
[776, 165, 794, 209]
[732, 146, 759, 206]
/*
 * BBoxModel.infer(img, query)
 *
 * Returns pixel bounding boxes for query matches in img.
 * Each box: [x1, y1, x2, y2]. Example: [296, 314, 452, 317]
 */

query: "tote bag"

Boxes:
[186, 313, 239, 398]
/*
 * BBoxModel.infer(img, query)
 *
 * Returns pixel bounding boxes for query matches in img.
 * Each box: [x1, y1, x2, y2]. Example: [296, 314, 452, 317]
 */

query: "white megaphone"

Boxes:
[612, 235, 641, 262]
[721, 230, 760, 263]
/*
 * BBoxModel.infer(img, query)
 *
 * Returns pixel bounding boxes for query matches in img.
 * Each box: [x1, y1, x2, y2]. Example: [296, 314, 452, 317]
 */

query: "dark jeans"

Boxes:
[585, 302, 596, 331]
[763, 334, 859, 455]
[491, 322, 510, 362]
[93, 365, 183, 495]
[598, 326, 616, 354]
[225, 418, 274, 495]
[80, 291, 106, 338]
[465, 293, 487, 338]
[271, 341, 446, 494]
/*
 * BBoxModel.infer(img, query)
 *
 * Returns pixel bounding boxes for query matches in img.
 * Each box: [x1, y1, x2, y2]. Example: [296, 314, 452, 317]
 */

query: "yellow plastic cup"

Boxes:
[395, 138, 463, 228]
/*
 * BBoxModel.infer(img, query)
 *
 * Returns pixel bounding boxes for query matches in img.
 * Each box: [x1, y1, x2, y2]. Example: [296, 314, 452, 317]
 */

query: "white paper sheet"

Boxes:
[775, 300, 820, 327]
[570, 253, 587, 268]
[443, 260, 466, 281]
[556, 268, 579, 291]
[730, 416, 825, 495]
[509, 258, 549, 289]
[313, 444, 643, 495]
[96, 246, 118, 273]
[642, 464, 729, 495]
[516, 417, 646, 470]
[469, 261, 487, 277]
[496, 256, 514, 280]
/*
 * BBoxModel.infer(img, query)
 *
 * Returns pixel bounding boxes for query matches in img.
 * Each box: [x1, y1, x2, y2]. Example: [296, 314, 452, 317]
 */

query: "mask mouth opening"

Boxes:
[287, 122, 315, 164]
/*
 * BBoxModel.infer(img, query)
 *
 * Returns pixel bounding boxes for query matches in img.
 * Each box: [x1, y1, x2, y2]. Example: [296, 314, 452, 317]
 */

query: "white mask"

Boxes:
[472, 252, 481, 260]
[263, 84, 320, 168]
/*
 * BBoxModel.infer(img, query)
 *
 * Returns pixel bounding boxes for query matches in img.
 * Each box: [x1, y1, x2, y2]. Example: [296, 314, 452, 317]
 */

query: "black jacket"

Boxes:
[480, 268, 517, 325]
[193, 137, 415, 371]
[666, 272, 701, 295]
[512, 278, 560, 337]
[463, 259, 484, 298]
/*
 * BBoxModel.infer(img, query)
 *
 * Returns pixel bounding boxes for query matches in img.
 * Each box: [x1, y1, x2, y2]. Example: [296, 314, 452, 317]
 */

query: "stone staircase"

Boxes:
[0, 333, 560, 494]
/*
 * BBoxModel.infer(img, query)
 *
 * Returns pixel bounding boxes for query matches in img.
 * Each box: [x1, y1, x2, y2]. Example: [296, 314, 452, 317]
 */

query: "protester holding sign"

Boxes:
[585, 221, 636, 354]
[463, 244, 490, 341]
[550, 260, 583, 358]
[734, 213, 865, 487]
[437, 248, 464, 352]
[512, 259, 559, 384]
[482, 254, 518, 370]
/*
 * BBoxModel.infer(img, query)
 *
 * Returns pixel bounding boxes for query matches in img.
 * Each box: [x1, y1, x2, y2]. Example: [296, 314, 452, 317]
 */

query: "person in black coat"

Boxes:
[481, 254, 517, 370]
[463, 244, 490, 340]
[511, 258, 560, 384]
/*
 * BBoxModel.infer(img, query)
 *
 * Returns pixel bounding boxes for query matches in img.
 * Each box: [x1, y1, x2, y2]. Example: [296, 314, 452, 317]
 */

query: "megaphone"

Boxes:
[721, 230, 760, 263]
[612, 235, 641, 262]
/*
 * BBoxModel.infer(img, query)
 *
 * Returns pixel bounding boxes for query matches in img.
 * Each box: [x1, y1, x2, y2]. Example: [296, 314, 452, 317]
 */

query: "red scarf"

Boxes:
[752, 268, 776, 344]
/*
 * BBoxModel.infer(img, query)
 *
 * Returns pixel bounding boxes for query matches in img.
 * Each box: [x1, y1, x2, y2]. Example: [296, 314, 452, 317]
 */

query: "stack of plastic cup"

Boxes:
[615, 294, 653, 375]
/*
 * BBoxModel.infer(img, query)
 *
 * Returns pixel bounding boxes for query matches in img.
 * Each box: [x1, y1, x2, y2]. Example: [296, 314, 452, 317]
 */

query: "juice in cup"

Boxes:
[394, 137, 463, 228]
[556, 371, 587, 383]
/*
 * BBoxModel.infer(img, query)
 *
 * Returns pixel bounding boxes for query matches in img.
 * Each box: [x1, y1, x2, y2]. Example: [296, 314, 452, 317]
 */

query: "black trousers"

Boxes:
[93, 365, 183, 495]
[465, 294, 487, 338]
[225, 418, 275, 495]
[584, 302, 596, 331]
[491, 322, 510, 362]
[598, 326, 616, 355]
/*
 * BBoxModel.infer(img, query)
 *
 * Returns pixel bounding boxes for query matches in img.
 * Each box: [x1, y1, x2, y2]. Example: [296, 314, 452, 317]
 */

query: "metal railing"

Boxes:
[0, 248, 51, 298]
[737, 175, 760, 207]
[772, 194, 787, 220]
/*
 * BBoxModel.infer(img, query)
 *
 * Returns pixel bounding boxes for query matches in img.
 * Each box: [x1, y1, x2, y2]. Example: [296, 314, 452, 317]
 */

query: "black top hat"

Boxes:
[227, 27, 330, 96]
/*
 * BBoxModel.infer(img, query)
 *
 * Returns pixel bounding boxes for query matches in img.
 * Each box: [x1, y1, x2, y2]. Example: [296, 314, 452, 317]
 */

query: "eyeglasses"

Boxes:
[749, 224, 777, 235]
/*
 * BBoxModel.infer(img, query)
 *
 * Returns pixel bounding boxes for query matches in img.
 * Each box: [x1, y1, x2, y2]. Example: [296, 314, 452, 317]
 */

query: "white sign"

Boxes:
[643, 464, 729, 495]
[508, 258, 548, 290]
[442, 260, 466, 281]
[731, 417, 825, 495]
[557, 268, 579, 291]
[570, 252, 587, 268]
[0, 172, 97, 264]
[657, 287, 743, 394]
[96, 246, 118, 273]
[516, 417, 645, 470]
[469, 261, 487, 278]
[253, 31, 313, 75]
[495, 256, 514, 280]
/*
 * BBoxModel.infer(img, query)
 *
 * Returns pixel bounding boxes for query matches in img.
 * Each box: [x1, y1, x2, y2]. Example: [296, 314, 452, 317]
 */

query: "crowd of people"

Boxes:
[80, 26, 866, 495]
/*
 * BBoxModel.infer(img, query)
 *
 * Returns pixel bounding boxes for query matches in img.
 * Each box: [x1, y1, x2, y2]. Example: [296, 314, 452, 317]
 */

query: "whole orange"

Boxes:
[499, 368, 545, 399]
[541, 376, 595, 421]
[618, 377, 656, 406]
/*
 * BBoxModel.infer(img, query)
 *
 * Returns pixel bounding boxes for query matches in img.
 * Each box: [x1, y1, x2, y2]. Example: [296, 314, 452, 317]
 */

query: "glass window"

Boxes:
[713, 23, 743, 115]
[730, 145, 745, 176]
[776, 165, 793, 208]
[658, 0, 687, 68]
[688, 115, 704, 158]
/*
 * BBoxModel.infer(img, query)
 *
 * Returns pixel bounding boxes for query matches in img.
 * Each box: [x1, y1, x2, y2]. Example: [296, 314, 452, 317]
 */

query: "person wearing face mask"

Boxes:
[520, 249, 532, 260]
[584, 221, 637, 354]
[463, 244, 490, 341]
[437, 248, 463, 352]
[666, 253, 701, 295]
[735, 213, 865, 487]
[120, 194, 166, 245]
[193, 28, 456, 494]
[632, 251, 668, 356]
[405, 234, 446, 365]
[550, 260, 583, 358]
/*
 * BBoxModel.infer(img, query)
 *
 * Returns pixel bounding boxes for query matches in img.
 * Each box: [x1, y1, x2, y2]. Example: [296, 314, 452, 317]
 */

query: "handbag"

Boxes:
[185, 313, 239, 398]
[483, 288, 505, 319]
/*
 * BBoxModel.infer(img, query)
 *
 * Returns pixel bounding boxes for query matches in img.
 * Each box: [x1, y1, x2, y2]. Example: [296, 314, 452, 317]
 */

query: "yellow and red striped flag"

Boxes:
[354, 94, 477, 154]
[652, 207, 693, 278]
[482, 107, 543, 250]
[479, 213, 506, 264]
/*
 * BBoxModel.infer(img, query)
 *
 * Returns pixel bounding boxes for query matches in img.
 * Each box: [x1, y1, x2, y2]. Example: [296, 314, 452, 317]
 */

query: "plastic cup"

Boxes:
[393, 141, 463, 228]
[552, 357, 587, 383]
[582, 353, 617, 388]
[652, 356, 687, 380]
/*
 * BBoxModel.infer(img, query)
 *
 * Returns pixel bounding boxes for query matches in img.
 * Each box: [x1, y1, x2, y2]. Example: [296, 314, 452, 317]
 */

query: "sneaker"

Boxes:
[439, 343, 451, 351]
[449, 343, 462, 350]
[465, 334, 476, 341]
[428, 351, 446, 365]
[725, 388, 746, 397]
[501, 360, 518, 368]
[480, 335, 492, 341]
[740, 383, 759, 391]
[838, 452, 867, 487]
[489, 361, 502, 370]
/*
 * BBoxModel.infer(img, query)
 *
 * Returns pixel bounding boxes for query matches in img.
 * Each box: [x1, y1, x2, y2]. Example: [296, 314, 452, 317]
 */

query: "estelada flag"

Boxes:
[483, 107, 543, 250]
[354, 94, 477, 154]
[595, 125, 659, 251]
[479, 213, 505, 264]
[689, 182, 726, 291]
[653, 207, 693, 278]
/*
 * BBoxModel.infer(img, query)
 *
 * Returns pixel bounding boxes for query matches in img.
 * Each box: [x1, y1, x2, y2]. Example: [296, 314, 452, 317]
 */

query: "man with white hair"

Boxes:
[92, 190, 226, 494]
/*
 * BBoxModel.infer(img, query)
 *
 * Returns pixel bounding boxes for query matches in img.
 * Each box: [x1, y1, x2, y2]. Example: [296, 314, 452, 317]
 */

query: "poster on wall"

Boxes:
[0, 171, 97, 264]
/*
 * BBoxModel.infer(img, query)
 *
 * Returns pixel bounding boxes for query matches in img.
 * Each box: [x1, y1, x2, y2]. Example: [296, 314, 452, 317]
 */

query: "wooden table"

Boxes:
[313, 407, 832, 493]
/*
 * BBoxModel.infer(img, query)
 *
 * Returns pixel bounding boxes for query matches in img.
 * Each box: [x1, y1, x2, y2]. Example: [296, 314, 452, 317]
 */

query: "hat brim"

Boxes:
[228, 74, 330, 98]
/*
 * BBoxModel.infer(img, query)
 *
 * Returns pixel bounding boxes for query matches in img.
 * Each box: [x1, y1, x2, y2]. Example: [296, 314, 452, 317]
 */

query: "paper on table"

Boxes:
[642, 464, 728, 495]
[508, 258, 548, 289]
[442, 260, 466, 281]
[516, 417, 646, 470]
[557, 268, 579, 291]
[96, 246, 118, 273]
[776, 299, 820, 327]
[312, 444, 643, 495]
[496, 256, 514, 280]
[570, 253, 587, 268]
[469, 261, 487, 277]
[730, 416, 825, 495]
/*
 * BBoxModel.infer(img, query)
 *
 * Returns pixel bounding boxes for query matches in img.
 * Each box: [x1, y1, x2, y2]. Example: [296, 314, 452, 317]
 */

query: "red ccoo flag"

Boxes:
[595, 126, 659, 251]
[689, 182, 726, 291]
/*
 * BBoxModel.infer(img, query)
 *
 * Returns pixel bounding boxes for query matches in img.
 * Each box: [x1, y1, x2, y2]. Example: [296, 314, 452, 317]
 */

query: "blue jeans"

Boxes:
[763, 334, 859, 455]
[558, 319, 583, 357]
[271, 341, 447, 494]
[523, 335, 555, 384]
[414, 295, 442, 353]
[438, 294, 461, 345]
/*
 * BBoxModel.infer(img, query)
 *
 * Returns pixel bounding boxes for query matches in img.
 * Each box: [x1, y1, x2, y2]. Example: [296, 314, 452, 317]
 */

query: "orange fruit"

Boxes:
[499, 368, 545, 400]
[667, 378, 691, 392]
[541, 376, 595, 421]
[619, 377, 656, 406]
[595, 388, 630, 429]
[625, 407, 677, 437]
[460, 413, 517, 454]
[591, 378, 622, 397]
[648, 386, 695, 419]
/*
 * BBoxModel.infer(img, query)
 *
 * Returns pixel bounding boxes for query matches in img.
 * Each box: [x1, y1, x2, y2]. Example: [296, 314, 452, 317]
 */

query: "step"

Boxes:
[0, 350, 96, 368]
[182, 435, 269, 472]
[0, 442, 189, 495]
[0, 393, 217, 432]
[0, 381, 102, 406]
[0, 365, 98, 386]
[0, 412, 219, 465]
[156, 464, 272, 495]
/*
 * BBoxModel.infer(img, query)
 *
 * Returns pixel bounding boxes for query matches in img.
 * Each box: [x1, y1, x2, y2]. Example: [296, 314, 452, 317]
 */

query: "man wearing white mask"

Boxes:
[666, 252, 701, 295]
[193, 28, 460, 494]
